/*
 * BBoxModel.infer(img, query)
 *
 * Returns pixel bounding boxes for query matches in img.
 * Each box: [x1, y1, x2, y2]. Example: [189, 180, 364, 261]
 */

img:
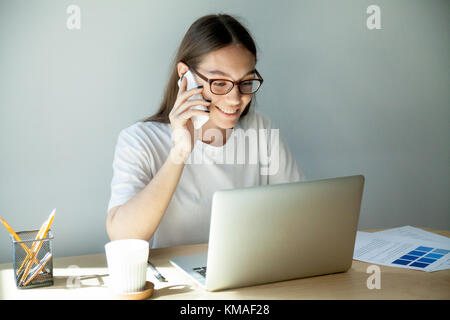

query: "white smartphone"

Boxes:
[177, 69, 210, 129]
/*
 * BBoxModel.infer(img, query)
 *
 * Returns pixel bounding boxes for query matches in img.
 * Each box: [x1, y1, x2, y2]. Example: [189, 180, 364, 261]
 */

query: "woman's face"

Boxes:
[186, 44, 256, 130]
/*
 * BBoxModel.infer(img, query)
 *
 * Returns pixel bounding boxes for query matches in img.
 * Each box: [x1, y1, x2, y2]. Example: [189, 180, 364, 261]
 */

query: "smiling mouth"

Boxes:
[215, 105, 239, 116]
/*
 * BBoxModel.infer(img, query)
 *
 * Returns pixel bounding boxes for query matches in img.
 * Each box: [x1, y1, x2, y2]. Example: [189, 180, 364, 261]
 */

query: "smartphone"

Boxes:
[177, 69, 210, 129]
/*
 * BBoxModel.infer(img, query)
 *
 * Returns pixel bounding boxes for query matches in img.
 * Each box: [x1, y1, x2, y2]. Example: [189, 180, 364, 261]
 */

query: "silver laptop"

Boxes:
[169, 175, 365, 291]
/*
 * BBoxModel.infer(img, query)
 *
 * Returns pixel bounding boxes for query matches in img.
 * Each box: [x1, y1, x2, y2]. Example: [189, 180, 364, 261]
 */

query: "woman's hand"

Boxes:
[168, 77, 211, 163]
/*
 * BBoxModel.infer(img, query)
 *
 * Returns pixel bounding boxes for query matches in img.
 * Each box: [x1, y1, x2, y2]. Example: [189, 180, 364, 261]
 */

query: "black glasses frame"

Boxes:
[183, 62, 264, 95]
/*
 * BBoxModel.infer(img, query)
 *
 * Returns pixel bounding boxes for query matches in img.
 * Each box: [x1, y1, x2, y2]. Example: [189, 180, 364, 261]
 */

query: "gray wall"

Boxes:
[0, 0, 448, 262]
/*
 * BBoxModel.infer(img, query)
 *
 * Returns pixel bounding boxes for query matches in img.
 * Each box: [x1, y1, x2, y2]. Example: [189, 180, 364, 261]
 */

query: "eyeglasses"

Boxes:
[184, 63, 264, 95]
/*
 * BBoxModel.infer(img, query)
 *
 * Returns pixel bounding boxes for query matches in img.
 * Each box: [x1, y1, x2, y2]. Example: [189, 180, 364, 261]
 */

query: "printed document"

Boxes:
[353, 226, 450, 272]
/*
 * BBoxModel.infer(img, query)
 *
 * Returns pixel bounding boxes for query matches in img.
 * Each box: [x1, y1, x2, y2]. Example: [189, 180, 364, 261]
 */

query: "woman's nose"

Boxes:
[225, 85, 242, 105]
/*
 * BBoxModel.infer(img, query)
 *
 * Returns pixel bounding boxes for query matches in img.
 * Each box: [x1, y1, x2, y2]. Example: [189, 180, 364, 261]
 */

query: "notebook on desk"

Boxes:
[169, 175, 365, 291]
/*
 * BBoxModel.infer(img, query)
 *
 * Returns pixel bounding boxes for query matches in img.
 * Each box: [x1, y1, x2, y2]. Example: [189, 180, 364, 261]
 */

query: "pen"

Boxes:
[23, 252, 52, 286]
[147, 260, 167, 282]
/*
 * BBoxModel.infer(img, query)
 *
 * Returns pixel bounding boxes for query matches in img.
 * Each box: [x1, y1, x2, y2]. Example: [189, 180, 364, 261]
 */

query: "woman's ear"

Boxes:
[177, 61, 189, 78]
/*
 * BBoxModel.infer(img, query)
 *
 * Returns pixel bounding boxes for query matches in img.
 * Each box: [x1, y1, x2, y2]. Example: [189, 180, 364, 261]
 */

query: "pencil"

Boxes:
[0, 218, 40, 267]
[19, 209, 56, 285]
[16, 214, 51, 276]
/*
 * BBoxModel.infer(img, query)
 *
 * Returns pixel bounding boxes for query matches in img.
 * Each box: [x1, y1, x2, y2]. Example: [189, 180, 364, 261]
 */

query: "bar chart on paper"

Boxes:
[392, 246, 450, 269]
[353, 227, 450, 272]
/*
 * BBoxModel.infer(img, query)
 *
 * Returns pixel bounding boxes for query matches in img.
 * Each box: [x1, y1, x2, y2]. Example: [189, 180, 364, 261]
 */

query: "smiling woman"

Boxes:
[144, 14, 258, 123]
[105, 14, 305, 247]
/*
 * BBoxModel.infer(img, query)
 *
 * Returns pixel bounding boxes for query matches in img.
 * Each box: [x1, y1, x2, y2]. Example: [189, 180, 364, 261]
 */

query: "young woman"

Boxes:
[106, 14, 305, 247]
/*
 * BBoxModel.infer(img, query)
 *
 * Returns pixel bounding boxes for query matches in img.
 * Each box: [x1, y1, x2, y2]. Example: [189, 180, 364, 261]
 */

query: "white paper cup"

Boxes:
[105, 239, 149, 293]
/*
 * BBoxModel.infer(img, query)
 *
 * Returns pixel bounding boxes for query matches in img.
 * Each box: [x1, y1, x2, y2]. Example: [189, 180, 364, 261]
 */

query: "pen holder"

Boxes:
[10, 229, 54, 289]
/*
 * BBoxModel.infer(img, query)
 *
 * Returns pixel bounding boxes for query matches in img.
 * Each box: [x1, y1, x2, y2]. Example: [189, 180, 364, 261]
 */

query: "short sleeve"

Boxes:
[107, 128, 153, 213]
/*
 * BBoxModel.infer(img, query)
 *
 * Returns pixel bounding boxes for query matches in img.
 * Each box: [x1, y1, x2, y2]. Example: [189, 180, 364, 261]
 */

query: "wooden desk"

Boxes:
[1, 228, 449, 300]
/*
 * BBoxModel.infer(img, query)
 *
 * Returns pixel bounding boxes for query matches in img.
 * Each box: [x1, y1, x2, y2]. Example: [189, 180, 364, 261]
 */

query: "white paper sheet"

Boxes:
[353, 227, 450, 272]
[372, 225, 450, 244]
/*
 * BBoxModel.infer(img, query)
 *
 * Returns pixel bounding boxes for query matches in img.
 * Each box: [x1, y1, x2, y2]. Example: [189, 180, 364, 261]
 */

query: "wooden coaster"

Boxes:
[114, 281, 154, 300]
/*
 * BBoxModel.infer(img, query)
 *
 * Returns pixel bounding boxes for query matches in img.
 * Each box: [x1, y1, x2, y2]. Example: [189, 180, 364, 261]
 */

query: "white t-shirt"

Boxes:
[107, 110, 305, 248]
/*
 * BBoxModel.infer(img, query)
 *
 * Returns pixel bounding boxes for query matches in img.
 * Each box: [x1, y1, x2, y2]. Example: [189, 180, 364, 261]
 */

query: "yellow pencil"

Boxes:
[19, 210, 55, 283]
[16, 214, 51, 276]
[19, 209, 55, 285]
[0, 218, 40, 267]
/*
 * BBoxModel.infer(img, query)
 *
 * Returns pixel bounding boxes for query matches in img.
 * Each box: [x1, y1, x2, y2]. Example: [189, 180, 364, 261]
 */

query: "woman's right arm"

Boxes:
[106, 77, 210, 241]
[106, 147, 186, 241]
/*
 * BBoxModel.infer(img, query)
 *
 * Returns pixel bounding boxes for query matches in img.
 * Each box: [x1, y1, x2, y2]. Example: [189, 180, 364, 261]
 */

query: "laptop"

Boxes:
[169, 175, 365, 291]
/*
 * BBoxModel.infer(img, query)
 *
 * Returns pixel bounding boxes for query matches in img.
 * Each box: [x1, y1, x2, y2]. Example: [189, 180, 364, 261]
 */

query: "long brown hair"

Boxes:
[142, 14, 259, 123]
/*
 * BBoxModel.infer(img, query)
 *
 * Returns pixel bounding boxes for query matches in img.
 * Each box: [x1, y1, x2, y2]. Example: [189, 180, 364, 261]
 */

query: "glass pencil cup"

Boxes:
[10, 229, 54, 289]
